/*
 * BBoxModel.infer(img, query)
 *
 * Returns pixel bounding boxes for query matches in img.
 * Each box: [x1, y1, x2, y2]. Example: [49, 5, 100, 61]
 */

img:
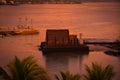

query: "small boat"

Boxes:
[13, 18, 39, 35]
[14, 28, 39, 35]
[39, 29, 89, 53]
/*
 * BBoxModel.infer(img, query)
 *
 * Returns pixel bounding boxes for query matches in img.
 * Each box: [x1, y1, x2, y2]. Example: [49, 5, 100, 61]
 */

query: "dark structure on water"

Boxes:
[40, 29, 89, 53]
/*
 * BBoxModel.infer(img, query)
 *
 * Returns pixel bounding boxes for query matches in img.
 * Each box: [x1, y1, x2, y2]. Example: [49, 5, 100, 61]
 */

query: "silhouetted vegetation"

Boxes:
[84, 62, 114, 80]
[0, 56, 50, 80]
[55, 71, 81, 80]
[0, 56, 115, 80]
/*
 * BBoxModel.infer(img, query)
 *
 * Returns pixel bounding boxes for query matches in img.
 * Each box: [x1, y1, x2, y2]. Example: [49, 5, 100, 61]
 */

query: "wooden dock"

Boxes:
[84, 41, 120, 44]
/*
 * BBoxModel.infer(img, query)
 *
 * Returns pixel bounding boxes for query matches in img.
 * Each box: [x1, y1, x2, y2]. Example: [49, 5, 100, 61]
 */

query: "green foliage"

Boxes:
[0, 67, 11, 80]
[0, 56, 50, 80]
[84, 62, 114, 80]
[55, 71, 81, 80]
[0, 56, 115, 80]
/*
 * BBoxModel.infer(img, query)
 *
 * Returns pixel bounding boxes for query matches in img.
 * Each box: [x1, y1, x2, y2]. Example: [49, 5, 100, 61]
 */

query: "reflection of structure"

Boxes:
[44, 51, 89, 79]
[40, 29, 89, 53]
[68, 56, 82, 74]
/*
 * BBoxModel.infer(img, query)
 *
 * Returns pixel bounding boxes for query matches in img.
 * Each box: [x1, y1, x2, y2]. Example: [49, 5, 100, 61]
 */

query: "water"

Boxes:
[0, 2, 120, 80]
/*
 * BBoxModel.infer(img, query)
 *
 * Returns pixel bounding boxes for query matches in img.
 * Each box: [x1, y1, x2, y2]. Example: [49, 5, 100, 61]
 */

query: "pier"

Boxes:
[84, 39, 120, 44]
[84, 39, 120, 56]
[84, 41, 119, 44]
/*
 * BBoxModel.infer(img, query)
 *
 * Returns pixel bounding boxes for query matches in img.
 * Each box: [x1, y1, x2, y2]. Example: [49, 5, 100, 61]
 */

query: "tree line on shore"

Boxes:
[0, 0, 81, 5]
[0, 0, 120, 5]
[0, 56, 115, 80]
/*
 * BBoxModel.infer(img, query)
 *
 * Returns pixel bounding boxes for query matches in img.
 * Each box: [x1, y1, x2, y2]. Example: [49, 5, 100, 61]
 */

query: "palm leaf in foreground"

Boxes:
[0, 67, 11, 80]
[0, 56, 50, 80]
[84, 62, 114, 80]
[55, 71, 81, 80]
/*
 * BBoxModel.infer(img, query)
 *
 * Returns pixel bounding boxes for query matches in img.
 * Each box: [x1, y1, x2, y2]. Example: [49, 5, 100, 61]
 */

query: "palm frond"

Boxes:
[84, 62, 114, 80]
[22, 56, 50, 80]
[55, 71, 80, 80]
[55, 74, 60, 80]
[0, 67, 11, 80]
[7, 56, 23, 80]
[103, 65, 115, 80]
[2, 56, 51, 80]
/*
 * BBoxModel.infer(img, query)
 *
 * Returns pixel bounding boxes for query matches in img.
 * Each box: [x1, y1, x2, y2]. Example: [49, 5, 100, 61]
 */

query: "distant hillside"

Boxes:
[82, 0, 120, 2]
[0, 0, 120, 5]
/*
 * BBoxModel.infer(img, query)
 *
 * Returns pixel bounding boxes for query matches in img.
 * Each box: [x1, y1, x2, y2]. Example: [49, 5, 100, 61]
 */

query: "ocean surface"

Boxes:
[0, 2, 120, 80]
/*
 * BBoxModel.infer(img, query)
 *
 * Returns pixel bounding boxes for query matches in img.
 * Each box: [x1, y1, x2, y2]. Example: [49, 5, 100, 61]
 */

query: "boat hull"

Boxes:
[13, 30, 39, 35]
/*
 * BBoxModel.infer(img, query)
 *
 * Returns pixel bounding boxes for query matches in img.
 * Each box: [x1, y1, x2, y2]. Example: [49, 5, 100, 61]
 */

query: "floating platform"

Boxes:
[39, 29, 89, 53]
[40, 42, 89, 53]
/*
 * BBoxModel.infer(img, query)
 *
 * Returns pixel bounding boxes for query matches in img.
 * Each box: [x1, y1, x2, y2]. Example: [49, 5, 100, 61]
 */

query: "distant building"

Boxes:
[46, 29, 79, 47]
[46, 29, 69, 47]
[69, 35, 79, 46]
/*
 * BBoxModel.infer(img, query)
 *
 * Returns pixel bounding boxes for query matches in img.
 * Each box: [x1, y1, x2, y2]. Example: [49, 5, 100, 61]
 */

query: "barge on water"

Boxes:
[39, 29, 89, 53]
